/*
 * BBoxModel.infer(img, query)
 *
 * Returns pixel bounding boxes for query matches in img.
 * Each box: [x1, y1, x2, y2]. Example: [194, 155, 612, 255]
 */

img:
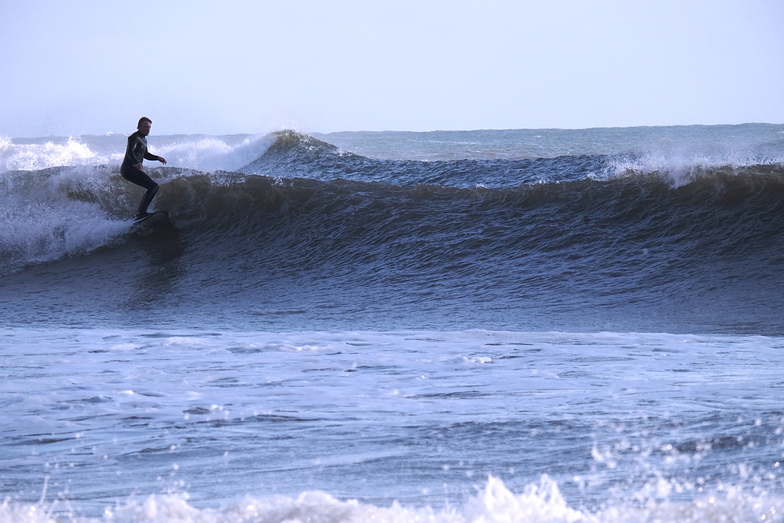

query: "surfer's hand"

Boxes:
[158, 156, 167, 165]
[134, 163, 143, 170]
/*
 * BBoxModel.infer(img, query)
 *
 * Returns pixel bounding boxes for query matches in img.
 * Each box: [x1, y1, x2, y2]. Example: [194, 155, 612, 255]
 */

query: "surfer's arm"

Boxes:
[144, 152, 167, 165]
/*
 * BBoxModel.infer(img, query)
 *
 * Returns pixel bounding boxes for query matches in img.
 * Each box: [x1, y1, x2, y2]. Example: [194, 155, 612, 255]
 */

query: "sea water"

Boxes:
[1, 124, 784, 522]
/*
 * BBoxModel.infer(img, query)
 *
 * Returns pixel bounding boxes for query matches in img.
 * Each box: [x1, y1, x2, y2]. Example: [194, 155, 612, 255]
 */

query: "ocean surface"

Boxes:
[1, 124, 784, 522]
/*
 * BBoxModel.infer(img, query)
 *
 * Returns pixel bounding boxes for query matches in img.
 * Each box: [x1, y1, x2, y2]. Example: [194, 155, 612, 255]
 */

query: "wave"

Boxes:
[240, 130, 614, 186]
[241, 130, 784, 189]
[3, 129, 784, 333]
[2, 475, 781, 522]
[3, 160, 783, 281]
[4, 127, 782, 185]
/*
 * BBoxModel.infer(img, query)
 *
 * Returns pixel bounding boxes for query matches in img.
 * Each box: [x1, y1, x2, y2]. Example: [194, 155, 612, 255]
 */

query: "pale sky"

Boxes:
[1, 0, 783, 137]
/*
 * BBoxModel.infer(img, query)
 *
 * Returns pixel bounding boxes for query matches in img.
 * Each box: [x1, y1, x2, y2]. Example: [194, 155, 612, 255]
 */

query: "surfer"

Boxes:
[121, 117, 167, 220]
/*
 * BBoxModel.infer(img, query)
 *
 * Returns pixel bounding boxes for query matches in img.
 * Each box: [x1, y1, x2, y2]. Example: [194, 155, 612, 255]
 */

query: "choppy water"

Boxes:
[2, 124, 784, 522]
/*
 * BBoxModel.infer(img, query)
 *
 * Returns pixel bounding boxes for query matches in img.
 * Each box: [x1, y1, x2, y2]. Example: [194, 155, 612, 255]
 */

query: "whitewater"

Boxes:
[1, 124, 784, 522]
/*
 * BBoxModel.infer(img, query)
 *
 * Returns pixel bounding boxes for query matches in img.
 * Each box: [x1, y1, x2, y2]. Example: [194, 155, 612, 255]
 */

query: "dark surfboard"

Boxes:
[133, 211, 169, 227]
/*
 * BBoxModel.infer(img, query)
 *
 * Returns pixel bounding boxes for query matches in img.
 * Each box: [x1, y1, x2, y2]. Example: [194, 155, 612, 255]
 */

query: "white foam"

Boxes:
[0, 136, 116, 172]
[0, 134, 276, 174]
[154, 135, 275, 172]
[0, 166, 130, 272]
[607, 142, 784, 186]
[0, 201, 126, 264]
[2, 475, 782, 522]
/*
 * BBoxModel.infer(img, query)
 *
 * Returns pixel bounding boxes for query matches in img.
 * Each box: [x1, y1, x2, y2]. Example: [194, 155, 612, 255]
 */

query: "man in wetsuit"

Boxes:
[121, 117, 167, 219]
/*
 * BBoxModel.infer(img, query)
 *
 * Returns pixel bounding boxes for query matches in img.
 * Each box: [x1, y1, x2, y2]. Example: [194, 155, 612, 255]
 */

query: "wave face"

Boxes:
[2, 125, 784, 334]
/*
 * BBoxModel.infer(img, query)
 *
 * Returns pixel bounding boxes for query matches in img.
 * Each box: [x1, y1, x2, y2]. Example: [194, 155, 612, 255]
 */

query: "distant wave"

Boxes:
[0, 136, 106, 172]
[241, 130, 784, 188]
[4, 127, 782, 181]
[240, 130, 615, 186]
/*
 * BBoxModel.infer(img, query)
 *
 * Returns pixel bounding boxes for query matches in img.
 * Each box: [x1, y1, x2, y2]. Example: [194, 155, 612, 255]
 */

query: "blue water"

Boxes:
[1, 124, 784, 522]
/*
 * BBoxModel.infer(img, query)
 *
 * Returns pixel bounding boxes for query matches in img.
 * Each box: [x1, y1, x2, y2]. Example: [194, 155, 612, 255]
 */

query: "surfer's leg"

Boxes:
[121, 167, 159, 218]
[137, 184, 159, 218]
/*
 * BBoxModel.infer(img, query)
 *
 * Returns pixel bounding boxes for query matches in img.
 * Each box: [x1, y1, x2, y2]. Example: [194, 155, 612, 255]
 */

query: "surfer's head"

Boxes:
[137, 117, 152, 136]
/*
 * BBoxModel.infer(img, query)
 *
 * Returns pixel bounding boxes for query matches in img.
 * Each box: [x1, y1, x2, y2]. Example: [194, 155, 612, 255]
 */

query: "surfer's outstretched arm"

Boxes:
[144, 152, 167, 165]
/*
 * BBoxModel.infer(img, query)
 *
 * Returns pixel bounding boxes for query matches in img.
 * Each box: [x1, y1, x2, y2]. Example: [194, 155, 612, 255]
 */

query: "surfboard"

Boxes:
[133, 210, 169, 227]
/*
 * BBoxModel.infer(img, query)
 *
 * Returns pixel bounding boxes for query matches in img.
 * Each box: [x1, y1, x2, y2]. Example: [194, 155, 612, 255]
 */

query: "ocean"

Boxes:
[1, 124, 783, 522]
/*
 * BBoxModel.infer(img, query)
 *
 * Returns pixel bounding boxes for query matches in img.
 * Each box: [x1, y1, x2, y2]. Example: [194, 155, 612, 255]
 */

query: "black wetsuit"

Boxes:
[121, 131, 160, 218]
